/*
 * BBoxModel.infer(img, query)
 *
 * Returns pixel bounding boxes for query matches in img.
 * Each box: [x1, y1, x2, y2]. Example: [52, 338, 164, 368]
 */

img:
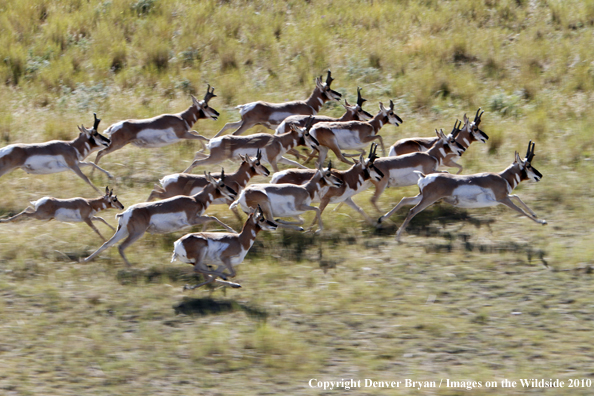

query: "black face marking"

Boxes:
[371, 165, 384, 179]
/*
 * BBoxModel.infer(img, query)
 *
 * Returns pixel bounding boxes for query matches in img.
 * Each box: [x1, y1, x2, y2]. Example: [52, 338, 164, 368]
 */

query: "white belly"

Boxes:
[388, 167, 424, 187]
[269, 112, 295, 125]
[23, 155, 70, 174]
[132, 128, 181, 148]
[54, 208, 83, 222]
[446, 186, 500, 208]
[267, 192, 306, 217]
[333, 129, 365, 150]
[148, 212, 190, 233]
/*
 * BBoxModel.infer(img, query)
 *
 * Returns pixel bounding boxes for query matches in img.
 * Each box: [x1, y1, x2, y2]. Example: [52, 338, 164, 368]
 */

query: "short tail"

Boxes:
[413, 170, 426, 180]
[229, 199, 240, 211]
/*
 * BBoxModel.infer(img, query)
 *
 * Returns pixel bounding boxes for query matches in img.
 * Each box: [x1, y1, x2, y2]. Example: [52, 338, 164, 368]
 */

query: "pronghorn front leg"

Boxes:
[69, 164, 101, 193]
[190, 215, 236, 233]
[79, 161, 113, 178]
[508, 194, 539, 218]
[181, 130, 209, 151]
[342, 197, 374, 224]
[277, 156, 309, 169]
[301, 204, 323, 232]
[441, 157, 464, 174]
[91, 216, 116, 231]
[183, 156, 222, 174]
[378, 195, 423, 225]
[83, 218, 107, 241]
[395, 195, 440, 241]
[499, 196, 547, 225]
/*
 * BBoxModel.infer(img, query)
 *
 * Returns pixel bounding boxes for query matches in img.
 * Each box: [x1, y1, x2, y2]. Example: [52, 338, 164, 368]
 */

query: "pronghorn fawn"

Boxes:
[379, 141, 546, 241]
[230, 163, 343, 232]
[183, 117, 320, 173]
[368, 121, 467, 213]
[148, 152, 270, 220]
[93, 85, 218, 167]
[213, 70, 341, 137]
[0, 113, 111, 193]
[275, 87, 373, 160]
[0, 187, 124, 241]
[271, 145, 385, 224]
[172, 205, 278, 290]
[84, 172, 237, 267]
[389, 108, 488, 173]
[305, 100, 403, 166]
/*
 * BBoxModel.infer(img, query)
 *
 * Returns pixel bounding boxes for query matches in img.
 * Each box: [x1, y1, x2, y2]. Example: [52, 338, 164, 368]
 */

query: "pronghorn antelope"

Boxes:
[388, 108, 488, 173]
[84, 172, 237, 267]
[305, 100, 403, 166]
[0, 114, 111, 193]
[378, 141, 546, 240]
[147, 152, 270, 220]
[368, 122, 467, 213]
[271, 145, 385, 224]
[92, 85, 218, 167]
[275, 87, 373, 160]
[230, 164, 343, 232]
[182, 117, 320, 173]
[172, 206, 278, 290]
[213, 70, 341, 137]
[0, 187, 124, 241]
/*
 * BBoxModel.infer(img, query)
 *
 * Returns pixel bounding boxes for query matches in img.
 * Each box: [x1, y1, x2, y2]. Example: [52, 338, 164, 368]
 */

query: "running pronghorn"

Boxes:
[92, 85, 218, 167]
[84, 172, 237, 267]
[304, 100, 403, 166]
[368, 121, 467, 213]
[182, 117, 320, 173]
[172, 206, 278, 290]
[378, 141, 546, 241]
[0, 187, 124, 241]
[0, 114, 111, 193]
[388, 108, 488, 173]
[147, 151, 270, 220]
[275, 87, 373, 160]
[213, 70, 341, 137]
[230, 163, 343, 232]
[270, 145, 385, 224]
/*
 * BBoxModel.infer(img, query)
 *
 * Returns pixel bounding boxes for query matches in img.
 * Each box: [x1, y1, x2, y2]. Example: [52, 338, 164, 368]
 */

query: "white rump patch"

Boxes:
[172, 238, 190, 263]
[160, 174, 181, 188]
[417, 173, 441, 192]
[207, 137, 224, 150]
[31, 197, 51, 210]
[0, 145, 14, 159]
[106, 121, 125, 136]
[237, 102, 258, 116]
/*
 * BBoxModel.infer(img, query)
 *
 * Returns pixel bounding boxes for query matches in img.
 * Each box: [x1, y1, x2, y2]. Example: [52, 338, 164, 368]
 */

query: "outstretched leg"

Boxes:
[190, 215, 236, 233]
[378, 195, 422, 224]
[84, 223, 130, 262]
[395, 195, 440, 241]
[508, 195, 539, 218]
[84, 218, 107, 241]
[277, 156, 309, 169]
[183, 156, 223, 174]
[0, 207, 37, 223]
[342, 197, 374, 224]
[91, 216, 116, 231]
[181, 131, 209, 151]
[370, 180, 388, 213]
[441, 157, 463, 174]
[499, 196, 547, 225]
[79, 161, 113, 178]
[69, 164, 101, 194]
[116, 230, 146, 267]
[213, 120, 244, 138]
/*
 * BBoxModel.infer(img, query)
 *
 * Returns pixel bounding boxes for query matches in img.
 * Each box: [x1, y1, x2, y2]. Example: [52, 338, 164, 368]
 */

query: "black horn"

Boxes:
[93, 113, 101, 131]
[204, 84, 216, 103]
[474, 107, 484, 126]
[325, 70, 334, 86]
[451, 119, 462, 138]
[357, 87, 367, 107]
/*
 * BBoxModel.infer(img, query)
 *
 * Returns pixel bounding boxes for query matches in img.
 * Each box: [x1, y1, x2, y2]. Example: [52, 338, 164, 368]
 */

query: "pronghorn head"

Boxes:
[461, 108, 489, 144]
[78, 113, 110, 150]
[241, 150, 270, 177]
[320, 161, 343, 188]
[251, 205, 278, 231]
[378, 100, 403, 126]
[104, 186, 124, 210]
[206, 170, 238, 200]
[191, 84, 220, 120]
[315, 70, 342, 101]
[435, 121, 466, 157]
[514, 141, 542, 182]
[360, 143, 384, 181]
[343, 87, 373, 121]
[293, 116, 320, 151]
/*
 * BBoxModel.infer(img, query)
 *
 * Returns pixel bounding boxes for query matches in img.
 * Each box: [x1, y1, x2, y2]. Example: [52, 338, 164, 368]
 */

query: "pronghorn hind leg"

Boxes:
[70, 164, 101, 194]
[499, 196, 547, 225]
[213, 120, 244, 138]
[441, 157, 464, 174]
[79, 161, 113, 179]
[84, 224, 130, 262]
[278, 156, 308, 169]
[362, 135, 386, 156]
[370, 181, 388, 214]
[378, 195, 423, 225]
[342, 197, 374, 224]
[182, 131, 209, 151]
[395, 195, 440, 241]
[0, 208, 37, 223]
[117, 231, 146, 267]
[183, 156, 222, 174]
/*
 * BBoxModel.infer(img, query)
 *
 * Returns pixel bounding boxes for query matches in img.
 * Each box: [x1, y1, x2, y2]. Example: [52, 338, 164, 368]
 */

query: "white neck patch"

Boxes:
[463, 137, 470, 147]
[439, 147, 447, 158]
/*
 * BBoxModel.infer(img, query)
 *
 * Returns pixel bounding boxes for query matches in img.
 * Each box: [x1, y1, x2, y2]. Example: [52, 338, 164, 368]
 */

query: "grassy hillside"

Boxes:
[1, 0, 594, 394]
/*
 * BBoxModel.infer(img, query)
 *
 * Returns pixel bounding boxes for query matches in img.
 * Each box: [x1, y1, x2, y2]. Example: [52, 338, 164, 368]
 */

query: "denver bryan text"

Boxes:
[308, 379, 436, 390]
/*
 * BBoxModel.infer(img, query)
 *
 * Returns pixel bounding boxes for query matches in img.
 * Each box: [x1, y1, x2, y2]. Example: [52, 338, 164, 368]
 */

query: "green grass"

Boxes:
[1, 0, 594, 394]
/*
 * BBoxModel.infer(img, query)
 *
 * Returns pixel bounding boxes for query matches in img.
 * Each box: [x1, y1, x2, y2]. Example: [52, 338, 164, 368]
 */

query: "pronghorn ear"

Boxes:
[378, 102, 385, 111]
[105, 186, 109, 195]
[191, 94, 201, 107]
[342, 99, 350, 109]
[514, 151, 522, 164]
[389, 99, 394, 109]
[239, 154, 245, 162]
[463, 113, 469, 125]
[220, 168, 225, 180]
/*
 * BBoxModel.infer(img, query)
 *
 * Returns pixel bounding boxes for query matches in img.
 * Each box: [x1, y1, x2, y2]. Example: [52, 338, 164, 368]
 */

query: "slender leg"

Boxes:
[342, 197, 374, 224]
[370, 180, 388, 213]
[396, 196, 440, 241]
[84, 218, 106, 241]
[79, 161, 113, 178]
[300, 205, 322, 231]
[213, 120, 244, 138]
[117, 231, 145, 267]
[441, 157, 463, 174]
[326, 138, 354, 165]
[0, 208, 37, 223]
[190, 215, 236, 233]
[69, 164, 101, 193]
[278, 156, 309, 169]
[183, 156, 222, 174]
[181, 131, 209, 151]
[91, 216, 116, 231]
[230, 121, 258, 136]
[84, 223, 129, 262]
[508, 195, 539, 218]
[499, 196, 547, 225]
[378, 195, 422, 224]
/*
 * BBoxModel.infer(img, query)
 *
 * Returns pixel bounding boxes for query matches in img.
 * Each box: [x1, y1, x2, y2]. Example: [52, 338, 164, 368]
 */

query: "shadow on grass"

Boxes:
[173, 297, 268, 320]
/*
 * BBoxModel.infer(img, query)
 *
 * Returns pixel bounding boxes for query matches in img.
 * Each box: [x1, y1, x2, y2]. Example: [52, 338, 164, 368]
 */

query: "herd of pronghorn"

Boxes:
[0, 71, 546, 290]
